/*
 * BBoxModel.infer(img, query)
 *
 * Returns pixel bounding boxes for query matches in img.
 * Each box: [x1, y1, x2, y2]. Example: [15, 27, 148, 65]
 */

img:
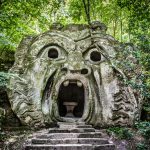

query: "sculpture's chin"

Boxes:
[57, 80, 85, 118]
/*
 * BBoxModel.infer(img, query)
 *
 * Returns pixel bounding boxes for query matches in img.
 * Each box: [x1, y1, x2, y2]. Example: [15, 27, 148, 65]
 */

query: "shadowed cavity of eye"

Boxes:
[48, 48, 59, 59]
[90, 51, 101, 62]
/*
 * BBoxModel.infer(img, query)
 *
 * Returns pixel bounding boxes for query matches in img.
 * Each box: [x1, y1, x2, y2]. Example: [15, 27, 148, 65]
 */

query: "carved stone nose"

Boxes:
[62, 51, 90, 75]
[61, 67, 90, 75]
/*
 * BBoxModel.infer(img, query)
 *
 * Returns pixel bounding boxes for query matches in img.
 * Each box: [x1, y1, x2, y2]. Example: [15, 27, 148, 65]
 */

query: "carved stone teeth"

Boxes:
[63, 80, 82, 87]
[63, 80, 69, 86]
[77, 81, 82, 87]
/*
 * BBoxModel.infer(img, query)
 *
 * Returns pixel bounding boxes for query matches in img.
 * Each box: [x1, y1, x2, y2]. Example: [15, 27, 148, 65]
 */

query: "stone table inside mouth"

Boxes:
[63, 102, 78, 117]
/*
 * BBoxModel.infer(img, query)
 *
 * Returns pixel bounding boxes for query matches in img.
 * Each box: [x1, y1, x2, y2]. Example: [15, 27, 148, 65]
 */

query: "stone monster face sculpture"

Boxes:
[8, 22, 139, 127]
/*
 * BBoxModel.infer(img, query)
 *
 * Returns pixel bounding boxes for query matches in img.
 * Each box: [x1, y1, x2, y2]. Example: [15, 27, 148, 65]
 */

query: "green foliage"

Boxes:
[0, 132, 7, 141]
[0, 0, 64, 50]
[136, 143, 149, 150]
[0, 72, 11, 88]
[0, 0, 133, 51]
[116, 0, 150, 105]
[115, 43, 149, 102]
[107, 127, 133, 139]
[68, 0, 84, 21]
[135, 122, 150, 139]
[0, 48, 15, 62]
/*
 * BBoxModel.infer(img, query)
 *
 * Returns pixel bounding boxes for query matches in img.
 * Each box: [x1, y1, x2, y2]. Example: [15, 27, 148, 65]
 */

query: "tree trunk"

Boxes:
[120, 11, 123, 42]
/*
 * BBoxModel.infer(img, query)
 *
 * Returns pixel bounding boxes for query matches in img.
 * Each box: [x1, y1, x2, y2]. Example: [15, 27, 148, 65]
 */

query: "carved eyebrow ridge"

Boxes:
[82, 44, 109, 60]
[82, 45, 95, 55]
[74, 35, 91, 42]
[37, 43, 67, 57]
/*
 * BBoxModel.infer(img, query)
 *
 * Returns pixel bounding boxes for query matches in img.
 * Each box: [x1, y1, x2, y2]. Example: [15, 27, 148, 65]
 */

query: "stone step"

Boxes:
[37, 132, 102, 139]
[48, 128, 95, 133]
[76, 125, 93, 128]
[25, 144, 92, 150]
[31, 138, 109, 145]
[58, 122, 86, 129]
[25, 144, 115, 150]
[58, 123, 92, 129]
[78, 132, 102, 138]
[94, 144, 116, 150]
[24, 122, 116, 150]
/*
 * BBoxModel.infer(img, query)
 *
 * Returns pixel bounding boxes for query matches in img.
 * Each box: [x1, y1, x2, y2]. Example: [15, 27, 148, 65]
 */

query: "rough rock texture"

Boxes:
[7, 22, 141, 128]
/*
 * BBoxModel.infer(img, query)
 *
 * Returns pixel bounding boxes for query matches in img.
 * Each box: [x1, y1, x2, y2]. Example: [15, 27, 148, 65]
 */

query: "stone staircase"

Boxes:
[24, 122, 116, 150]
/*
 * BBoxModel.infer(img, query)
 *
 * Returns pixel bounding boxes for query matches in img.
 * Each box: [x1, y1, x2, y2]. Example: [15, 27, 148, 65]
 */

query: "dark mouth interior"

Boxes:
[57, 81, 84, 118]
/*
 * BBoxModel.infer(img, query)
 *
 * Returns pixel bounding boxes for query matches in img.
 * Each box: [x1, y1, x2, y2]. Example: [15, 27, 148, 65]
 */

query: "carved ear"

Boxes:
[11, 36, 35, 73]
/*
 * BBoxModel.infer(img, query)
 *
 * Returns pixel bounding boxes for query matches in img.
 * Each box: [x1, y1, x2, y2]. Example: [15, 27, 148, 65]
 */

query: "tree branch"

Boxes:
[82, 0, 91, 25]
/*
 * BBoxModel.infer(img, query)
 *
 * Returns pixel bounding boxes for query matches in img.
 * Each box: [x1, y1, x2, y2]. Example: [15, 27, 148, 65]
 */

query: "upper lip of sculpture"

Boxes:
[63, 79, 83, 87]
[55, 73, 88, 95]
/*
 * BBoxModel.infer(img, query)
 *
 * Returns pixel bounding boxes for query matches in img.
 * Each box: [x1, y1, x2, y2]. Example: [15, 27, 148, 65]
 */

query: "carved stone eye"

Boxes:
[90, 51, 101, 62]
[48, 48, 59, 59]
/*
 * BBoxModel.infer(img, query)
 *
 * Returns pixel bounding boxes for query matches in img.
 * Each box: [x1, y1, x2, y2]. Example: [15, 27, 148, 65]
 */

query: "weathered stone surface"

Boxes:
[24, 122, 116, 150]
[25, 144, 116, 150]
[31, 138, 109, 144]
[7, 21, 141, 127]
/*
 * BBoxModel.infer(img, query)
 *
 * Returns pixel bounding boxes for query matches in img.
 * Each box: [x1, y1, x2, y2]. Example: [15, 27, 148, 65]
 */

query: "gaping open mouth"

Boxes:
[57, 80, 85, 118]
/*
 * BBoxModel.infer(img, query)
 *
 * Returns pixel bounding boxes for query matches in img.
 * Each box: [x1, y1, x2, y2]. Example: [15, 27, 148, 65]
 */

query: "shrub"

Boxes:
[136, 143, 149, 150]
[107, 127, 133, 139]
[135, 121, 150, 139]
[0, 72, 9, 88]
